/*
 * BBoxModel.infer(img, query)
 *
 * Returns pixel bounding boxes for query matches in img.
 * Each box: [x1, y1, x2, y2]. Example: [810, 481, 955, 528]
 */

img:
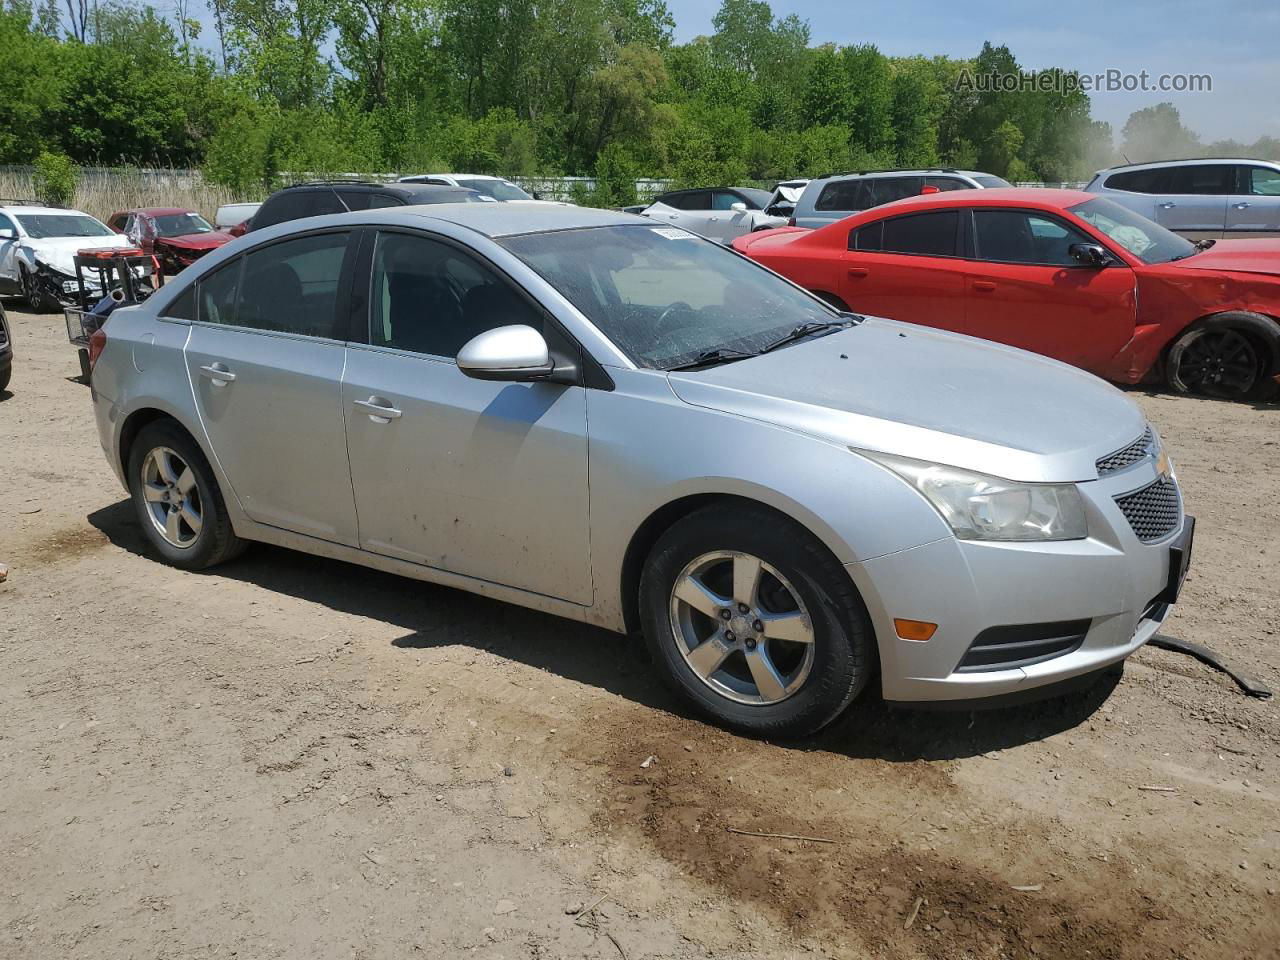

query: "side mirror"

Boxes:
[920, 185, 941, 195]
[1069, 242, 1110, 267]
[0, 227, 14, 240]
[457, 325, 555, 382]
[729, 202, 748, 213]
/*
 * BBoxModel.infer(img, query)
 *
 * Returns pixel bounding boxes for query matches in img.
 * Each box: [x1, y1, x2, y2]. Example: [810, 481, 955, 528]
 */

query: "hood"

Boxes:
[156, 231, 233, 252]
[1171, 238, 1280, 277]
[667, 318, 1146, 483]
[28, 234, 134, 276]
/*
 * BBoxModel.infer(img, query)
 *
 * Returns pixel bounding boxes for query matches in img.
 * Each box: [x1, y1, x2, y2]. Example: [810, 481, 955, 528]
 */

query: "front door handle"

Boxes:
[972, 280, 997, 292]
[1233, 201, 1252, 210]
[847, 267, 869, 279]
[1157, 201, 1176, 209]
[199, 363, 236, 385]
[352, 397, 402, 422]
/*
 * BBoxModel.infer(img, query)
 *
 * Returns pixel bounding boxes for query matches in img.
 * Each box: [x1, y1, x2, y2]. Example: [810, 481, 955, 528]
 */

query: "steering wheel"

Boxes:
[655, 301, 697, 338]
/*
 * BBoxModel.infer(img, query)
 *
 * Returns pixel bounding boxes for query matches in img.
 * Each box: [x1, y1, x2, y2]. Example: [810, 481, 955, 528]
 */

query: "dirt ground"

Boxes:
[1, 305, 1278, 960]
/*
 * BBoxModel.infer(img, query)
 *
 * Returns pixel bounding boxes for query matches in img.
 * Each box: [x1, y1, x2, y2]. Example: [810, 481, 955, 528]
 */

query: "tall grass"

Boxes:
[0, 166, 248, 221]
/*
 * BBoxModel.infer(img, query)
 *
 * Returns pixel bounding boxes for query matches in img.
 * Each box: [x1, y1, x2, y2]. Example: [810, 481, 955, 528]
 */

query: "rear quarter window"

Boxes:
[815, 180, 865, 212]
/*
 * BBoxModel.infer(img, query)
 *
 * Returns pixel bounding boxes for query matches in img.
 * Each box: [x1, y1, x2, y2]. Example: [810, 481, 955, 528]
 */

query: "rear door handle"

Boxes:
[1157, 201, 1176, 209]
[352, 397, 402, 422]
[1233, 201, 1251, 210]
[847, 267, 869, 279]
[199, 363, 236, 384]
[972, 280, 997, 292]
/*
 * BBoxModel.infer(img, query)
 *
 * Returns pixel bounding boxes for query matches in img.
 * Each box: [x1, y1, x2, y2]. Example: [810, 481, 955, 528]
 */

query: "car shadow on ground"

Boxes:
[88, 499, 1119, 763]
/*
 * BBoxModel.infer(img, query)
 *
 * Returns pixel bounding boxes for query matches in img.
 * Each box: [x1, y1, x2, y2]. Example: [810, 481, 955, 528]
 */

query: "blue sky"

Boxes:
[669, 0, 1280, 143]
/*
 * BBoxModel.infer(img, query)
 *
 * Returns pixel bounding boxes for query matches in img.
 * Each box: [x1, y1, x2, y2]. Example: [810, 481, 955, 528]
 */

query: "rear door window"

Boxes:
[866, 176, 923, 206]
[1166, 165, 1233, 195]
[879, 210, 959, 257]
[235, 232, 352, 338]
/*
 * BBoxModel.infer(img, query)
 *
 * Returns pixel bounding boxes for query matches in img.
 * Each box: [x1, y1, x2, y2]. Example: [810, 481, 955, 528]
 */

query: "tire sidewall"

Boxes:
[1168, 312, 1279, 400]
[640, 508, 867, 737]
[20, 266, 44, 313]
[127, 422, 225, 569]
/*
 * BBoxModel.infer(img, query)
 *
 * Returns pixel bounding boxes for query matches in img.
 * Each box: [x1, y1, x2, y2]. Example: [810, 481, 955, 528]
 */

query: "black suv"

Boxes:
[247, 181, 479, 232]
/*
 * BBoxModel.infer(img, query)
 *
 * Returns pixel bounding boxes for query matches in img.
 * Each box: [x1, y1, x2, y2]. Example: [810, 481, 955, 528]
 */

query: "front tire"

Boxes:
[640, 503, 873, 738]
[1166, 312, 1279, 401]
[127, 420, 247, 570]
[20, 266, 48, 313]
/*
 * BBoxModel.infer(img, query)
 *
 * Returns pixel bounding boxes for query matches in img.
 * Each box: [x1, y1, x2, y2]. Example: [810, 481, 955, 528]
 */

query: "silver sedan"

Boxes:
[88, 203, 1193, 736]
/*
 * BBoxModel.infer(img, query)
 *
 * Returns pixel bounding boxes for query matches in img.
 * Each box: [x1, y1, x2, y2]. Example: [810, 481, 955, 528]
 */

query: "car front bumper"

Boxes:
[848, 459, 1190, 703]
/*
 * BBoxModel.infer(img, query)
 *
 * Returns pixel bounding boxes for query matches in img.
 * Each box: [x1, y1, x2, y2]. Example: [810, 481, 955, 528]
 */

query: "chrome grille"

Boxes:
[1097, 427, 1153, 476]
[1115, 477, 1181, 542]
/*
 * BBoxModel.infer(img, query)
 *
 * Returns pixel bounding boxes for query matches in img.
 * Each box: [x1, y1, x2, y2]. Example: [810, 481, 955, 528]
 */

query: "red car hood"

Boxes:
[1172, 238, 1280, 277]
[156, 232, 233, 252]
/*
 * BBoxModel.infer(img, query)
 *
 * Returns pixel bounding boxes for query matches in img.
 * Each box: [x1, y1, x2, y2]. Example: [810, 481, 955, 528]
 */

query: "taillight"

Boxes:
[88, 326, 107, 372]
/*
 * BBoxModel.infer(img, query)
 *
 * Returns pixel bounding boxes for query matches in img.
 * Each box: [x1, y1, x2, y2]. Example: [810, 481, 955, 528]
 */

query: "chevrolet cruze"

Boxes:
[88, 204, 1194, 736]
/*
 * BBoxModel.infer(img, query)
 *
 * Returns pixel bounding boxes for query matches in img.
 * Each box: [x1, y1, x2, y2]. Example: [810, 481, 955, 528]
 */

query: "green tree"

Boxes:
[32, 150, 77, 205]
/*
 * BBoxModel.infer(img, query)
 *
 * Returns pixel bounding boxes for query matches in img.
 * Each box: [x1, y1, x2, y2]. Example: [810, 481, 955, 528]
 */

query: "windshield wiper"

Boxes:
[759, 319, 850, 355]
[667, 348, 757, 371]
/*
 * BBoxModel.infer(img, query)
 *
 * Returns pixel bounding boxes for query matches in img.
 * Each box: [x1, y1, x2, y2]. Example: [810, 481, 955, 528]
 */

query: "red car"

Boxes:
[734, 188, 1280, 400]
[107, 207, 234, 275]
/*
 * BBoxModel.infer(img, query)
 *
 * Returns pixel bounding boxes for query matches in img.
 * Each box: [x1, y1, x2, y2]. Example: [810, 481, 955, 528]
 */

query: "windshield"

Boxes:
[1069, 197, 1196, 264]
[499, 224, 837, 370]
[15, 214, 112, 239]
[455, 178, 533, 201]
[738, 188, 773, 209]
[153, 212, 214, 236]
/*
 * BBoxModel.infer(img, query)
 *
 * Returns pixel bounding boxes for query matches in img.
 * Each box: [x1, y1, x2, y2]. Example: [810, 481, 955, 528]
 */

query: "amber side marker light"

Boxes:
[894, 619, 938, 642]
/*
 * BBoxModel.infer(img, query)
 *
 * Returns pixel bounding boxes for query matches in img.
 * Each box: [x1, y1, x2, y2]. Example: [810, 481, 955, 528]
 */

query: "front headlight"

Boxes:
[860, 451, 1088, 542]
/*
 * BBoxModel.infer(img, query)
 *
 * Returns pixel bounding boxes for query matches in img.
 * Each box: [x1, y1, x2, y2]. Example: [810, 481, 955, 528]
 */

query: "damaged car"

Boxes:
[107, 207, 233, 275]
[0, 204, 136, 311]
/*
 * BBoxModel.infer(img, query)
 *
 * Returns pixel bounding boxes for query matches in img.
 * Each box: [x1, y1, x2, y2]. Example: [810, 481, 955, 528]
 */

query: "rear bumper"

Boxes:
[848, 461, 1188, 704]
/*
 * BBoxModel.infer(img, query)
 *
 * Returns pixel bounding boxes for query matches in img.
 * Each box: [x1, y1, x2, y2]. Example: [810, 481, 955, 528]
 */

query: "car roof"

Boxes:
[398, 202, 637, 237]
[0, 205, 90, 217]
[1097, 157, 1279, 173]
[119, 207, 197, 217]
[847, 187, 1094, 217]
[816, 169, 991, 182]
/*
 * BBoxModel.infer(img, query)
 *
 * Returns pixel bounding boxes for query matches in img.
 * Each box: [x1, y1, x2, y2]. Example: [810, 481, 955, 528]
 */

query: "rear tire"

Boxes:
[0, 364, 10, 393]
[1166, 312, 1279, 401]
[639, 503, 873, 738]
[127, 420, 247, 570]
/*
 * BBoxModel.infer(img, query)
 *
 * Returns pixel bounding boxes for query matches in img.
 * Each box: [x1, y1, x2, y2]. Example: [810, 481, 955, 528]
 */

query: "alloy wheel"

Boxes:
[140, 446, 203, 548]
[1175, 329, 1259, 398]
[668, 550, 815, 705]
[22, 269, 41, 312]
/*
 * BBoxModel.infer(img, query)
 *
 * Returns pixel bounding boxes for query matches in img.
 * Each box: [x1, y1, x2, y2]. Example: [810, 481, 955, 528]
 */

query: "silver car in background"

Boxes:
[88, 204, 1193, 737]
[1085, 158, 1280, 239]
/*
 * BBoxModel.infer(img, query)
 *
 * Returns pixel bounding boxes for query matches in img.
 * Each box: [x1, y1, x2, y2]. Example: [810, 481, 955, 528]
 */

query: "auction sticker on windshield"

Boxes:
[651, 227, 697, 239]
